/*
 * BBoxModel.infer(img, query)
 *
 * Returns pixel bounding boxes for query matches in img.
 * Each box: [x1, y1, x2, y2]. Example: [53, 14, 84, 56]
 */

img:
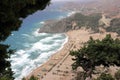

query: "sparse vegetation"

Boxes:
[96, 73, 114, 80]
[29, 75, 38, 80]
[40, 13, 102, 33]
[70, 34, 120, 79]
[71, 13, 102, 31]
[106, 18, 120, 35]
[22, 76, 38, 80]
[64, 13, 102, 32]
[115, 69, 120, 80]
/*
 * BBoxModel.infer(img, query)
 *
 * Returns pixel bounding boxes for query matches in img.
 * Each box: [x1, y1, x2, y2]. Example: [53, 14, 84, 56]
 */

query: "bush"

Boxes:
[75, 72, 86, 80]
[29, 75, 38, 80]
[115, 69, 120, 80]
[96, 73, 114, 80]
[22, 77, 26, 80]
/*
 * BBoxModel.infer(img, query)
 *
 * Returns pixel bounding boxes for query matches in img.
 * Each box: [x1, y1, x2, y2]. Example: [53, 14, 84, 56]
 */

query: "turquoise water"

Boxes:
[4, 3, 70, 80]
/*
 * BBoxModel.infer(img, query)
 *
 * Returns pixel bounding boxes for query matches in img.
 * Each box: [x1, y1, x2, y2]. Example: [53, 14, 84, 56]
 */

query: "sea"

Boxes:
[4, 2, 75, 80]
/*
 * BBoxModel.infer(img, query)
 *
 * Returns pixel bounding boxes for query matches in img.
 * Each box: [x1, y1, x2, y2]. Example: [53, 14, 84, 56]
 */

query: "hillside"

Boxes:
[39, 12, 120, 36]
[39, 13, 102, 33]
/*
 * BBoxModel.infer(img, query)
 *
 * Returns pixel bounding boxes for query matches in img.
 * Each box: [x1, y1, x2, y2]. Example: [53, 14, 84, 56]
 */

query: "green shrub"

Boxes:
[97, 73, 114, 80]
[115, 69, 120, 80]
[22, 77, 26, 80]
[29, 75, 38, 80]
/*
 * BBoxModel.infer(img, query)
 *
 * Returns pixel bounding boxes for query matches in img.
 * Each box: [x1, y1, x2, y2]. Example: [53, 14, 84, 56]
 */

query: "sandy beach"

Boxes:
[27, 28, 118, 80]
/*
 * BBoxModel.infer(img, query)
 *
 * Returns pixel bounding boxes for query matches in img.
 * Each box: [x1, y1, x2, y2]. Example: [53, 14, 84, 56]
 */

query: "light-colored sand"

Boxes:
[27, 29, 118, 80]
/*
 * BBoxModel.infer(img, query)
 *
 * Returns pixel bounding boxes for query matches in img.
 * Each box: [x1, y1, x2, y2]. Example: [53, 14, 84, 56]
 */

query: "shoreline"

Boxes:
[27, 29, 118, 80]
[26, 33, 70, 79]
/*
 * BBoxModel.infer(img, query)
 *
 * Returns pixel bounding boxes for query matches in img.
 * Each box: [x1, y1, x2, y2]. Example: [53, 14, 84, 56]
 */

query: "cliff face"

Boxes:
[39, 13, 102, 33]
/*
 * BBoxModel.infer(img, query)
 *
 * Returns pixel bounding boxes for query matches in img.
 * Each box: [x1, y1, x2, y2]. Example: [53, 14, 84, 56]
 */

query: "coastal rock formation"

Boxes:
[39, 13, 102, 33]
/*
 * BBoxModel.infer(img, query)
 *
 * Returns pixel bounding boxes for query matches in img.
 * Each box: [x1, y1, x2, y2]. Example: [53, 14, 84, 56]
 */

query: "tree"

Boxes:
[70, 34, 120, 79]
[0, 44, 14, 80]
[0, 0, 51, 41]
[0, 0, 51, 80]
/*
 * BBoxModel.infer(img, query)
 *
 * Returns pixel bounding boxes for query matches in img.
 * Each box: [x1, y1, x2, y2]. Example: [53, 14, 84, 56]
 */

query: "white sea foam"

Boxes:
[34, 21, 45, 28]
[32, 29, 41, 36]
[22, 34, 31, 37]
[10, 29, 68, 80]
[16, 50, 25, 55]
[40, 36, 53, 42]
[21, 34, 35, 40]
[11, 33, 14, 36]
[57, 34, 68, 51]
[30, 41, 52, 51]
[33, 28, 48, 37]
[58, 16, 65, 19]
[40, 21, 45, 24]
[67, 11, 76, 17]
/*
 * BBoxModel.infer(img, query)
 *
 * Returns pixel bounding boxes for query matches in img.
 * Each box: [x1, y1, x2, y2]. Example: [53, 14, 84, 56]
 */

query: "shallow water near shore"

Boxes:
[3, 3, 71, 80]
[10, 31, 68, 80]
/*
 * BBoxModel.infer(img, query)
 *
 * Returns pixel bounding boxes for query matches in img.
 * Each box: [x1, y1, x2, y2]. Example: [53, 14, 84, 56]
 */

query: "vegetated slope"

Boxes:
[39, 13, 102, 33]
[106, 18, 120, 35]
[39, 12, 120, 35]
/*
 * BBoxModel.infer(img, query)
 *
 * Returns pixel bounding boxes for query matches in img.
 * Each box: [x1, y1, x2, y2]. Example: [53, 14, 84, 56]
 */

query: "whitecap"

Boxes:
[15, 50, 25, 55]
[40, 36, 53, 42]
[10, 30, 68, 80]
[32, 29, 40, 37]
[31, 41, 51, 51]
[21, 34, 31, 38]
[11, 33, 14, 36]
[58, 16, 65, 20]
[67, 11, 76, 17]
[32, 28, 48, 37]
[40, 21, 45, 24]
